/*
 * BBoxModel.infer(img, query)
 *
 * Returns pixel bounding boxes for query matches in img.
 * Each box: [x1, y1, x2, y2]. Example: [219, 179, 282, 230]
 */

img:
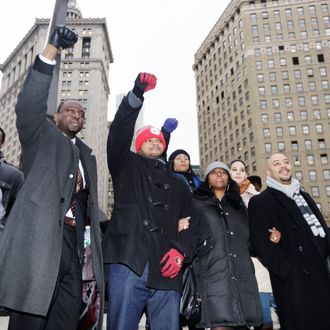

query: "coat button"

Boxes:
[163, 184, 170, 189]
[69, 174, 74, 179]
[143, 220, 149, 227]
[225, 212, 229, 215]
[60, 198, 65, 203]
[298, 246, 303, 252]
[303, 269, 309, 274]
[230, 231, 234, 235]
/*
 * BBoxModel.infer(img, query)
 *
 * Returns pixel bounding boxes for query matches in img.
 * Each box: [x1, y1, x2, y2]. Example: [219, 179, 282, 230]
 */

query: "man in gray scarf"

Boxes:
[248, 152, 330, 330]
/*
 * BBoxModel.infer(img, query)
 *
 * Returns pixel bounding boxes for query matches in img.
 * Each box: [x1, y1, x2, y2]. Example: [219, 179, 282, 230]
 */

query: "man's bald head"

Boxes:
[267, 153, 292, 185]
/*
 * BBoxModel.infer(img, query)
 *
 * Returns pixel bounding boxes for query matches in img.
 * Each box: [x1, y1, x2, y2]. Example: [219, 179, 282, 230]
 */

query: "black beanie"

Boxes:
[169, 149, 191, 162]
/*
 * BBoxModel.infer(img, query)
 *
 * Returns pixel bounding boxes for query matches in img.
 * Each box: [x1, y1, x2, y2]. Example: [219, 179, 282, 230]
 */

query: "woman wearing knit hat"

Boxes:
[191, 161, 262, 330]
[229, 159, 280, 330]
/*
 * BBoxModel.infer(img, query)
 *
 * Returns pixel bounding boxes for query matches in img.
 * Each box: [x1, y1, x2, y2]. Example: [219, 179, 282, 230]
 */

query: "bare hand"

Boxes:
[269, 227, 281, 244]
[178, 217, 191, 232]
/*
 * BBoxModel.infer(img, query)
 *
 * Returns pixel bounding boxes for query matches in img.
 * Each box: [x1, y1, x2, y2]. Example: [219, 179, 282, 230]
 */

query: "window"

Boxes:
[299, 111, 307, 120]
[325, 94, 330, 104]
[326, 186, 330, 197]
[263, 128, 271, 138]
[296, 83, 303, 92]
[285, 98, 293, 107]
[302, 125, 310, 134]
[269, 72, 276, 81]
[264, 143, 272, 153]
[291, 140, 299, 151]
[318, 139, 326, 149]
[255, 48, 261, 56]
[283, 84, 290, 93]
[320, 67, 327, 76]
[298, 96, 305, 106]
[311, 95, 319, 105]
[260, 100, 267, 109]
[261, 114, 269, 123]
[294, 156, 301, 166]
[274, 113, 282, 122]
[323, 170, 330, 180]
[273, 99, 280, 108]
[322, 80, 329, 90]
[321, 154, 328, 164]
[289, 126, 296, 136]
[311, 186, 319, 198]
[280, 58, 287, 66]
[304, 56, 312, 64]
[313, 109, 321, 119]
[307, 154, 314, 165]
[259, 86, 265, 96]
[316, 124, 323, 133]
[317, 54, 325, 63]
[278, 142, 285, 151]
[81, 37, 91, 58]
[309, 170, 317, 181]
[295, 171, 303, 181]
[307, 68, 314, 77]
[257, 73, 264, 82]
[268, 59, 275, 68]
[294, 70, 301, 79]
[309, 81, 316, 91]
[287, 112, 294, 121]
[256, 61, 262, 69]
[282, 71, 289, 80]
[276, 127, 284, 137]
[271, 85, 278, 94]
[292, 57, 299, 65]
[304, 140, 312, 150]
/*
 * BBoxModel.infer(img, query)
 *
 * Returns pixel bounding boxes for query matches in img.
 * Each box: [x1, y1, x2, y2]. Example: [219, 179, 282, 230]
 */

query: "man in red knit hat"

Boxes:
[103, 73, 198, 329]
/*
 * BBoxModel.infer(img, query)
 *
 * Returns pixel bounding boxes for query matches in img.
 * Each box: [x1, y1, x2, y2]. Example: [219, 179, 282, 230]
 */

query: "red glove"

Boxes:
[132, 72, 157, 98]
[160, 248, 184, 278]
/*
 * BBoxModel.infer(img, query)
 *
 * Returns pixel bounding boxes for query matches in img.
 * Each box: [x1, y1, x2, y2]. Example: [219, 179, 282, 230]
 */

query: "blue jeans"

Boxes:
[259, 292, 277, 326]
[106, 263, 180, 330]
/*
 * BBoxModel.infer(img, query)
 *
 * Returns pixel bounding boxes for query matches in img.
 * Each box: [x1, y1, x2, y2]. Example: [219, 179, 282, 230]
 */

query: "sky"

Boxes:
[0, 0, 231, 164]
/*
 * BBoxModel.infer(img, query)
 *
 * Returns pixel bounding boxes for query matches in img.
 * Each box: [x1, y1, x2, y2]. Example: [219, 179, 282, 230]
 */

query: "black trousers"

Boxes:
[8, 224, 83, 330]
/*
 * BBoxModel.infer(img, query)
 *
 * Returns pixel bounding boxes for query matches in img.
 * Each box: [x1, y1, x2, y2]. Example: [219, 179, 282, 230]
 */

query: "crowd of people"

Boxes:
[0, 25, 330, 330]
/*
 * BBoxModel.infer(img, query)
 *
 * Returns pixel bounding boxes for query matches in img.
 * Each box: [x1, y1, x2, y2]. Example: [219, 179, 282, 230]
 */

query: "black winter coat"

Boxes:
[193, 184, 262, 328]
[0, 157, 24, 232]
[249, 188, 330, 330]
[103, 93, 199, 292]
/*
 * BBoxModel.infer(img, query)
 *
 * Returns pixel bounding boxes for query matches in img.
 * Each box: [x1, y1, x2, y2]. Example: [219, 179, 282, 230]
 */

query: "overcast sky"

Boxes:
[0, 0, 231, 164]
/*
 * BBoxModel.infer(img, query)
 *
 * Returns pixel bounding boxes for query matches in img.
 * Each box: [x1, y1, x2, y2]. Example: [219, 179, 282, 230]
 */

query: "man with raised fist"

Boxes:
[0, 26, 104, 330]
[103, 73, 199, 329]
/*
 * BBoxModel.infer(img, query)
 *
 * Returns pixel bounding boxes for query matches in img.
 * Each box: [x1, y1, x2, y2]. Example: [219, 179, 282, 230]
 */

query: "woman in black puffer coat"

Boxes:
[193, 161, 262, 330]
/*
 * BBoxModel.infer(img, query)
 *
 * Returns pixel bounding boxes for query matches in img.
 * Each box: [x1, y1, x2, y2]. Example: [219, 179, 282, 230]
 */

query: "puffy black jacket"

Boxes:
[192, 184, 262, 328]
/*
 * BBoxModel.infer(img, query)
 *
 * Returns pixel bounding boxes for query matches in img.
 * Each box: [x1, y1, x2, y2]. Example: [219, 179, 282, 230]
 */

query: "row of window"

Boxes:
[263, 123, 327, 137]
[295, 169, 330, 181]
[264, 139, 327, 153]
[258, 81, 329, 95]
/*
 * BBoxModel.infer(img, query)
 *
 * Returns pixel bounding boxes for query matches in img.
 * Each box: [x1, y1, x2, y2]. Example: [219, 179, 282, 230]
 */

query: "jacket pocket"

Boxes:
[108, 203, 138, 235]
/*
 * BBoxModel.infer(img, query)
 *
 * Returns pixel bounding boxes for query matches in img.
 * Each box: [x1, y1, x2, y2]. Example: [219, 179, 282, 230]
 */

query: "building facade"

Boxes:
[0, 0, 113, 211]
[193, 0, 330, 221]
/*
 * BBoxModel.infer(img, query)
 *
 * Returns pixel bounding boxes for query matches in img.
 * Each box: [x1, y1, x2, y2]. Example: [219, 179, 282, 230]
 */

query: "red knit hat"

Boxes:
[135, 126, 166, 152]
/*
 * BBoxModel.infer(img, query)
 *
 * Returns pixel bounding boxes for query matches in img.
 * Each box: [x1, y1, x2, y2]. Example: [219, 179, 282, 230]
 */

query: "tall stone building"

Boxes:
[193, 0, 330, 221]
[0, 0, 113, 211]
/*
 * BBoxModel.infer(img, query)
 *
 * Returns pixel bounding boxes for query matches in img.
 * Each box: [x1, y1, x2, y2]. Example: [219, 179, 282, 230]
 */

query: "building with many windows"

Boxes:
[193, 0, 330, 221]
[0, 0, 113, 211]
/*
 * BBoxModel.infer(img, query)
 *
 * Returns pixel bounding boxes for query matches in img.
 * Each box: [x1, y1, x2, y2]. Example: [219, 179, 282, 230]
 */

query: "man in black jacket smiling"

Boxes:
[103, 73, 198, 329]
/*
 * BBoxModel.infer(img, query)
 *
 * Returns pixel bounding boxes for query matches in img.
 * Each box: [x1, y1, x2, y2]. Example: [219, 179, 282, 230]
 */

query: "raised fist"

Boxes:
[132, 72, 157, 99]
[162, 118, 178, 133]
[49, 25, 78, 50]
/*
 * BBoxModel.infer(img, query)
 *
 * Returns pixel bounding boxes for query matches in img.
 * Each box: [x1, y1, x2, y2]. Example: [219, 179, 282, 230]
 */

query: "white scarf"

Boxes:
[266, 176, 326, 238]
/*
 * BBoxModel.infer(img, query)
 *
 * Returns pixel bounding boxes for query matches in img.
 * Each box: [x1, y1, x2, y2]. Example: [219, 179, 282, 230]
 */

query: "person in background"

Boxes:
[192, 161, 262, 330]
[229, 159, 279, 330]
[249, 153, 330, 330]
[0, 26, 104, 330]
[248, 175, 262, 192]
[103, 72, 199, 330]
[0, 127, 24, 235]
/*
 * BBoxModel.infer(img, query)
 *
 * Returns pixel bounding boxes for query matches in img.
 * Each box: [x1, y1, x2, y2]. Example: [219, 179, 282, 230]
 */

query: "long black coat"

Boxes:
[192, 185, 262, 328]
[0, 63, 104, 327]
[103, 93, 199, 292]
[248, 187, 330, 330]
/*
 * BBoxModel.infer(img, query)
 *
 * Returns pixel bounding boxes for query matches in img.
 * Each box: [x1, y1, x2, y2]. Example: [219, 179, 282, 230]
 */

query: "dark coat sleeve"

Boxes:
[248, 194, 292, 280]
[107, 93, 142, 176]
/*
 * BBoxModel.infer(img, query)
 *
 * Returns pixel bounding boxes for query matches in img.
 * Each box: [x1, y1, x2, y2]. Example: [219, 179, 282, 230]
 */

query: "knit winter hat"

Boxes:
[169, 149, 191, 162]
[204, 161, 230, 178]
[135, 125, 166, 152]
